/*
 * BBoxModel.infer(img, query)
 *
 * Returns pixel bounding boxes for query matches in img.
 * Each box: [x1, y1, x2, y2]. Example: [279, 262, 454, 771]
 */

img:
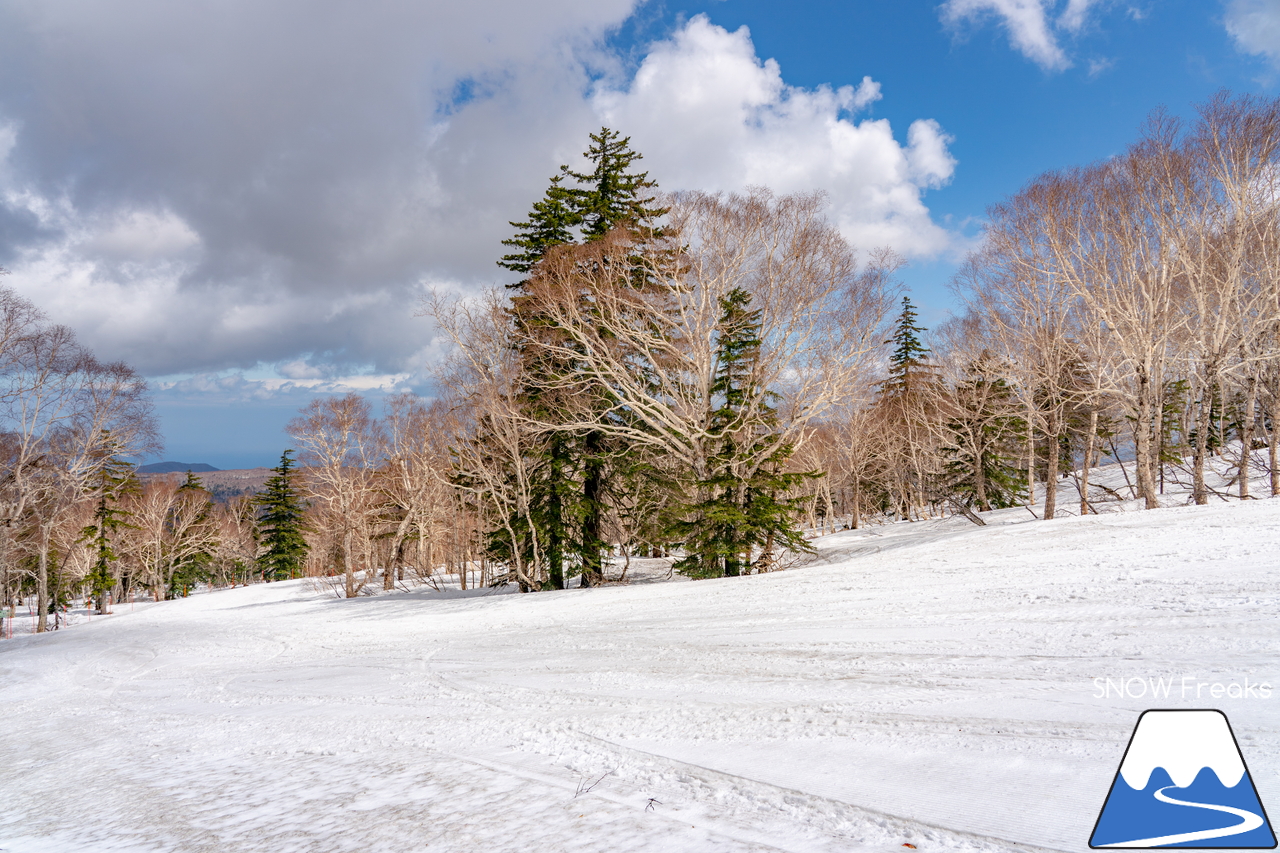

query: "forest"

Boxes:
[4, 91, 1280, 626]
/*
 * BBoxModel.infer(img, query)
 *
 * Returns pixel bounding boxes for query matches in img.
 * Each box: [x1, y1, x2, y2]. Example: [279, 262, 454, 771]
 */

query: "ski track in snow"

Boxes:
[2, 470, 1279, 852]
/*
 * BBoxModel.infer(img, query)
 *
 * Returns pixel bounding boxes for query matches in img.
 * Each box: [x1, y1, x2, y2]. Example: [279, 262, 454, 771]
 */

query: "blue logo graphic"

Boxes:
[1091, 710, 1276, 848]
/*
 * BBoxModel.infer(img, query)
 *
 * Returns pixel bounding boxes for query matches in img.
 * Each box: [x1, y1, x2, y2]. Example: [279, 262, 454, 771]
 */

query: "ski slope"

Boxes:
[2, 473, 1279, 852]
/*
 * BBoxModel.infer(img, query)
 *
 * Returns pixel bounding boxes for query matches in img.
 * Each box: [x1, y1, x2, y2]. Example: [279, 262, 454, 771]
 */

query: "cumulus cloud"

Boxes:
[940, 0, 1109, 71]
[153, 370, 411, 404]
[0, 3, 958, 397]
[593, 17, 956, 255]
[0, 0, 635, 379]
[1225, 0, 1280, 69]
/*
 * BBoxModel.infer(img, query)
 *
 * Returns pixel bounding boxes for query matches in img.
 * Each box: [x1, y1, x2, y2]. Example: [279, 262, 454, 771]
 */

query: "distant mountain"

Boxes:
[137, 461, 221, 474]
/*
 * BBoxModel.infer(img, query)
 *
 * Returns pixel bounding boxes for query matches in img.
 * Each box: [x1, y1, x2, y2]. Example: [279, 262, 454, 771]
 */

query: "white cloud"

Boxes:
[0, 5, 958, 395]
[940, 0, 1112, 71]
[1225, 0, 1280, 69]
[593, 17, 956, 256]
[1086, 57, 1115, 77]
[153, 370, 412, 405]
[942, 0, 1069, 70]
[1058, 0, 1104, 32]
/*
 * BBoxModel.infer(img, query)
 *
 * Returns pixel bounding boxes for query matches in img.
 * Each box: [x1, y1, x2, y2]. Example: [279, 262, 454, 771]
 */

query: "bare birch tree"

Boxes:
[289, 394, 381, 598]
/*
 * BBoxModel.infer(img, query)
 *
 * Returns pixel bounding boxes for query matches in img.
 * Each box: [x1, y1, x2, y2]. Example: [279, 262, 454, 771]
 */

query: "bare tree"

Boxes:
[212, 495, 260, 587]
[375, 393, 453, 590]
[289, 394, 381, 598]
[425, 290, 549, 592]
[124, 475, 218, 600]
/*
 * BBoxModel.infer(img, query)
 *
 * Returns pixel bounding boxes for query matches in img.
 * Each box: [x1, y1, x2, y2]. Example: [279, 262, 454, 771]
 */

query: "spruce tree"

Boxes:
[562, 127, 666, 242]
[876, 296, 943, 518]
[499, 174, 578, 287]
[80, 452, 138, 614]
[564, 128, 667, 586]
[882, 296, 935, 399]
[942, 356, 1027, 511]
[255, 450, 308, 581]
[497, 127, 667, 589]
[167, 472, 215, 598]
[672, 288, 813, 579]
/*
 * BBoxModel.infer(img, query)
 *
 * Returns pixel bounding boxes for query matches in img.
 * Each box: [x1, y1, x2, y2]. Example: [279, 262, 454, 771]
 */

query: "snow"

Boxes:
[1119, 710, 1246, 789]
[2, 460, 1279, 852]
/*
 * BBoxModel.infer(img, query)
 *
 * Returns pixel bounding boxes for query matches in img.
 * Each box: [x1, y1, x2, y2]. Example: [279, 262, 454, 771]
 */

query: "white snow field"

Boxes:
[2, 488, 1279, 852]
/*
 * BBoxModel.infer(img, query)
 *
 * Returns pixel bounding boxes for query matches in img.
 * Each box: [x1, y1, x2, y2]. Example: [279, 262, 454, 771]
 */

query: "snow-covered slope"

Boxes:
[2, 496, 1279, 853]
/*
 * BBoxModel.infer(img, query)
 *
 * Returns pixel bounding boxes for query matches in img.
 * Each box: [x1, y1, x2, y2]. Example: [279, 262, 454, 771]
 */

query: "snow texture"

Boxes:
[1, 460, 1279, 852]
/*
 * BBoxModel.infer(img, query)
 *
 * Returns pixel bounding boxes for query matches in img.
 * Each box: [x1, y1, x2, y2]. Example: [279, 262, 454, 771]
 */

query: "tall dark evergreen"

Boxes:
[875, 295, 944, 519]
[942, 356, 1027, 512]
[882, 296, 935, 399]
[496, 127, 667, 589]
[255, 451, 308, 581]
[562, 127, 666, 242]
[80, 452, 138, 614]
[498, 174, 578, 287]
[168, 472, 215, 598]
[672, 288, 813, 579]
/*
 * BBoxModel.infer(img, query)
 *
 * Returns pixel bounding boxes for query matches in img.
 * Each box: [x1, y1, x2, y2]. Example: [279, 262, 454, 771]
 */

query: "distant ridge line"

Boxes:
[137, 461, 221, 474]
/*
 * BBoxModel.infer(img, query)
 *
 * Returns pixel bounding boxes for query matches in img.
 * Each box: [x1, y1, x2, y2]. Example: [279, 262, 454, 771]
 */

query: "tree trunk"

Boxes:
[1025, 400, 1036, 507]
[1080, 408, 1097, 515]
[1135, 374, 1160, 509]
[851, 478, 861, 530]
[343, 528, 356, 598]
[35, 538, 49, 634]
[1044, 411, 1060, 520]
[580, 431, 604, 588]
[974, 434, 989, 513]
[1193, 384, 1211, 506]
[1240, 374, 1259, 500]
[1270, 382, 1280, 497]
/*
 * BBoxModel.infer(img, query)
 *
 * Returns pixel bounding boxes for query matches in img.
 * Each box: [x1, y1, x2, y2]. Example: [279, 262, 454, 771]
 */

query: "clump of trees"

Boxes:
[0, 280, 160, 631]
[426, 129, 901, 590]
[13, 95, 1280, 620]
[950, 91, 1280, 516]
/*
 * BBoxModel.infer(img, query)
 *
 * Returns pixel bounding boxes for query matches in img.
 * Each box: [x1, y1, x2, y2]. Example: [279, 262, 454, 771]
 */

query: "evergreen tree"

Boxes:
[564, 128, 667, 586]
[496, 127, 668, 589]
[942, 356, 1027, 512]
[255, 451, 308, 581]
[875, 296, 945, 518]
[167, 472, 215, 598]
[882, 296, 936, 399]
[498, 174, 578, 287]
[80, 451, 138, 614]
[671, 288, 814, 579]
[562, 127, 666, 242]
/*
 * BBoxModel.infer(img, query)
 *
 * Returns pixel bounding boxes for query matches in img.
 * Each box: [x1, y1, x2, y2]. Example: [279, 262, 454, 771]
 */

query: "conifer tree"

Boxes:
[496, 127, 667, 589]
[562, 127, 666, 242]
[876, 296, 943, 518]
[255, 450, 309, 581]
[498, 174, 578, 287]
[81, 452, 138, 614]
[167, 471, 215, 598]
[672, 288, 813, 578]
[882, 296, 935, 399]
[942, 356, 1027, 512]
[564, 128, 667, 586]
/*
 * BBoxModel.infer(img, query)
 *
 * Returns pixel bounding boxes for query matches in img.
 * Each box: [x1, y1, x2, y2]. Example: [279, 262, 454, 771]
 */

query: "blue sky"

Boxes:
[1, 0, 1278, 468]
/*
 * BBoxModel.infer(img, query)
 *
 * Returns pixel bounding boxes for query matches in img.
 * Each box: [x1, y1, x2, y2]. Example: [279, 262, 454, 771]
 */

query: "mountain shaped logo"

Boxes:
[1091, 710, 1276, 848]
